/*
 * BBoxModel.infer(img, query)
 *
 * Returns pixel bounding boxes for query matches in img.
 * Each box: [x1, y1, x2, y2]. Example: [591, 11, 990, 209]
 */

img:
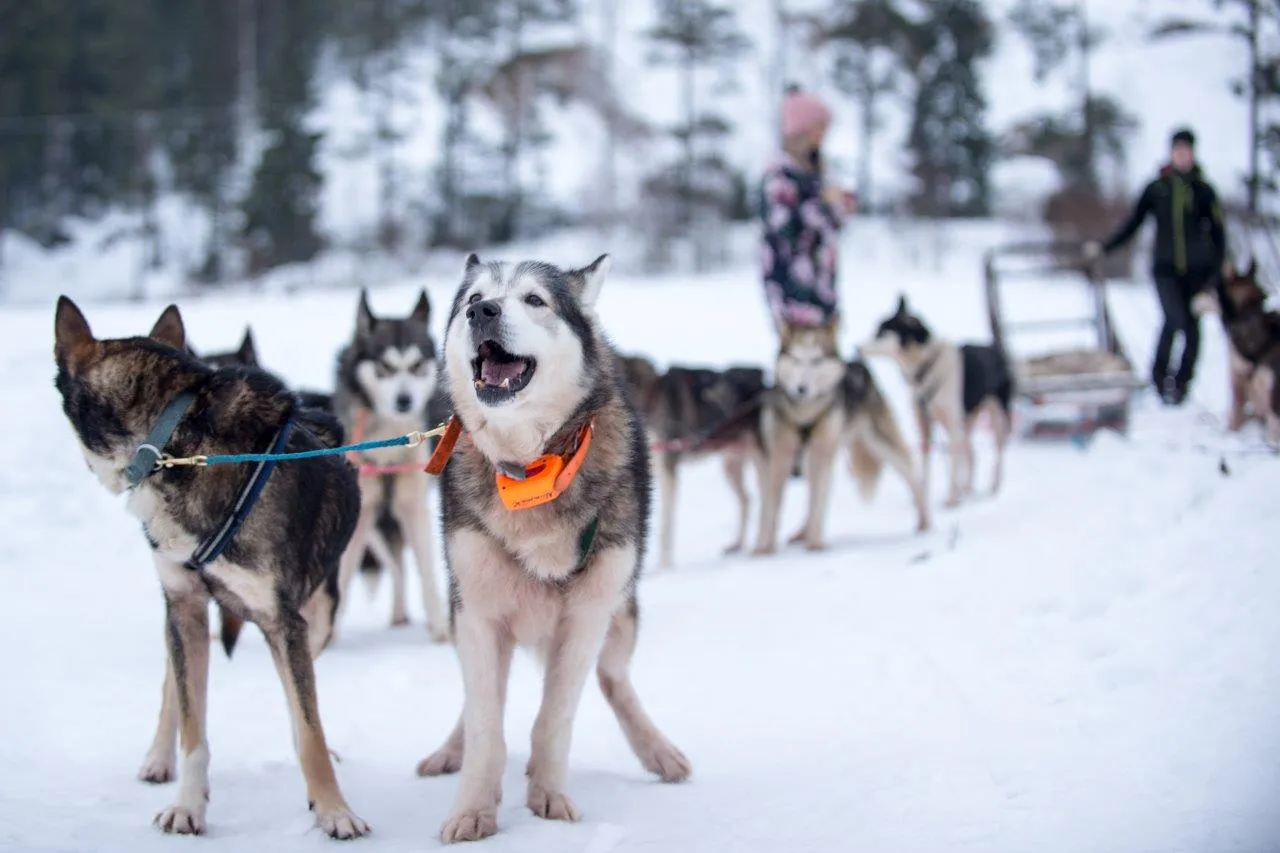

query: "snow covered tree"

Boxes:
[904, 0, 995, 217]
[1147, 0, 1280, 212]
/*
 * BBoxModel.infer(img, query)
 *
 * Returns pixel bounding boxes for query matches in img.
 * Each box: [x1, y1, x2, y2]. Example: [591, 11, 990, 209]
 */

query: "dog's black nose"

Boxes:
[796, 384, 809, 397]
[466, 299, 501, 323]
[395, 393, 413, 413]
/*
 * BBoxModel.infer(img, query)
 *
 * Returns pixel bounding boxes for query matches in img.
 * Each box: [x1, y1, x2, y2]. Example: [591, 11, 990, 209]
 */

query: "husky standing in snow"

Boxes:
[415, 254, 690, 844]
[618, 353, 768, 567]
[861, 295, 1014, 506]
[755, 320, 929, 555]
[53, 298, 367, 838]
[331, 290, 451, 640]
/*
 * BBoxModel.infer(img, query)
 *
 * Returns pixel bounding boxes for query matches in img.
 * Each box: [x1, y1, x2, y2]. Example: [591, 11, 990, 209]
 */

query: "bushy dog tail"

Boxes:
[218, 603, 245, 658]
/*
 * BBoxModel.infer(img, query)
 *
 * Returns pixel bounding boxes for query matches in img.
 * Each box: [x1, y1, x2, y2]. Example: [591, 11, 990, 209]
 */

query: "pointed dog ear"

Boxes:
[1246, 258, 1258, 280]
[356, 289, 377, 339]
[565, 254, 611, 308]
[237, 326, 259, 366]
[149, 304, 186, 351]
[464, 252, 482, 274]
[411, 289, 431, 325]
[896, 293, 908, 314]
[55, 295, 97, 373]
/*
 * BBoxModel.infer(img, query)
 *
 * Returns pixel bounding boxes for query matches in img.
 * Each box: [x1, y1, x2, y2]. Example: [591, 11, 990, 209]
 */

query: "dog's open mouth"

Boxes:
[471, 340, 536, 404]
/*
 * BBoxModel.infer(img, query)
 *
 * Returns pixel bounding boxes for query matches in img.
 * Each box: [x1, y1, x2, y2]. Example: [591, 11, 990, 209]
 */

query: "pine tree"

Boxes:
[1147, 0, 1280, 212]
[905, 0, 994, 217]
[645, 0, 751, 231]
[239, 0, 328, 273]
[821, 0, 917, 210]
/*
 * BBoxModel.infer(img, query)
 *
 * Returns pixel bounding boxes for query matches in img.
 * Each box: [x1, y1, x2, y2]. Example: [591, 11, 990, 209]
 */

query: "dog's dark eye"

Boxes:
[524, 293, 546, 308]
[410, 359, 430, 375]
[374, 363, 392, 378]
[467, 292, 482, 305]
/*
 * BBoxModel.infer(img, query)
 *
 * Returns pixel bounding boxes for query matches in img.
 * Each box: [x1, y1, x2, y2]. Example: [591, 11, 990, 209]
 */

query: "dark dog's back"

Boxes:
[960, 344, 1014, 413]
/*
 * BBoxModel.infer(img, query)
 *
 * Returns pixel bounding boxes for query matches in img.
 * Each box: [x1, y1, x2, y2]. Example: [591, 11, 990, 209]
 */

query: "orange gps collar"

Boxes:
[423, 416, 594, 511]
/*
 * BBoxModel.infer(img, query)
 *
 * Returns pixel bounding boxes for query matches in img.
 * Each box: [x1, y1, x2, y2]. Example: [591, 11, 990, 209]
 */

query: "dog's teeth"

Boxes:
[474, 380, 485, 390]
[501, 377, 511, 390]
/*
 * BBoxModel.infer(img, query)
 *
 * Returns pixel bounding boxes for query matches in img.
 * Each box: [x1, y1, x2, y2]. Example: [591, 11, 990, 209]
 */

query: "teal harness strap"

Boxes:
[202, 434, 412, 465]
[125, 391, 198, 487]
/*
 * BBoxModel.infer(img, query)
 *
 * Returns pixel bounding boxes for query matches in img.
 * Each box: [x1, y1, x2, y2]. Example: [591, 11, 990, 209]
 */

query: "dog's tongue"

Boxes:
[482, 357, 525, 386]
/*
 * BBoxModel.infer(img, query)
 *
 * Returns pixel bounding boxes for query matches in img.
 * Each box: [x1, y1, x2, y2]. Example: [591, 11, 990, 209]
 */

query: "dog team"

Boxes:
[51, 240, 1275, 843]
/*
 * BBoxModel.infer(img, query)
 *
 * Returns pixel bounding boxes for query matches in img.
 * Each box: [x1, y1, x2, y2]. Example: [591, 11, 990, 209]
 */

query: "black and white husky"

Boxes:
[417, 254, 690, 844]
[861, 295, 1014, 507]
[332, 289, 450, 640]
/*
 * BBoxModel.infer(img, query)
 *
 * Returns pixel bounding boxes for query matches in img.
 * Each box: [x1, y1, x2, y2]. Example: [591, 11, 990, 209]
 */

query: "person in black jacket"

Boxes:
[1085, 127, 1227, 404]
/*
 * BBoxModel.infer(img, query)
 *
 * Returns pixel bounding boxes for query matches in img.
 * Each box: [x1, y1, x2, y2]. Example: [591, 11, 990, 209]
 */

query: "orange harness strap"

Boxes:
[422, 416, 594, 511]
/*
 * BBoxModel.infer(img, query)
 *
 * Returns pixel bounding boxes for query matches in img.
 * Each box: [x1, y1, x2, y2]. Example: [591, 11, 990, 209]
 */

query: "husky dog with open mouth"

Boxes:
[53, 298, 366, 839]
[416, 254, 690, 844]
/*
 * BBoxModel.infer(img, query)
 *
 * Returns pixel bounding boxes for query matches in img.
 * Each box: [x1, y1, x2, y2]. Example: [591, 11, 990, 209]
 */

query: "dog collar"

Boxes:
[125, 391, 199, 487]
[423, 416, 595, 511]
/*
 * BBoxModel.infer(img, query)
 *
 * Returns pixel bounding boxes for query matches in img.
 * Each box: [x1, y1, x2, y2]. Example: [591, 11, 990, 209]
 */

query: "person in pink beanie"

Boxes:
[759, 85, 857, 330]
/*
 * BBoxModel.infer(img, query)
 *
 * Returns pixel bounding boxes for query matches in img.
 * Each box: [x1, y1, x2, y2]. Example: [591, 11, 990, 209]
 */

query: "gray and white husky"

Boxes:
[860, 295, 1014, 507]
[332, 289, 450, 640]
[756, 320, 930, 554]
[416, 254, 690, 844]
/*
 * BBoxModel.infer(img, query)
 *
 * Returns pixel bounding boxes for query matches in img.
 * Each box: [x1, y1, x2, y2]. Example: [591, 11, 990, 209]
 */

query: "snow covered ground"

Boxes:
[2, 221, 1278, 853]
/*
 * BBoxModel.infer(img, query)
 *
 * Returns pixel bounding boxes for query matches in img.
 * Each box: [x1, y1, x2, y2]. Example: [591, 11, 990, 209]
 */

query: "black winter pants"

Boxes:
[1151, 272, 1205, 392]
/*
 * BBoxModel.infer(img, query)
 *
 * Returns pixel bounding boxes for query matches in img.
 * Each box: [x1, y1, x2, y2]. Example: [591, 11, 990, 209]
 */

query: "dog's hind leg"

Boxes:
[859, 420, 930, 533]
[988, 399, 1011, 495]
[395, 477, 449, 643]
[721, 449, 750, 555]
[597, 601, 691, 782]
[152, 562, 212, 836]
[657, 453, 679, 569]
[264, 611, 369, 839]
[137, 655, 178, 784]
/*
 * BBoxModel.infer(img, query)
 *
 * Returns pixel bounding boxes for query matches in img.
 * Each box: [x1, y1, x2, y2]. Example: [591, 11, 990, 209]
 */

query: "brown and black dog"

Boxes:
[1206, 261, 1280, 444]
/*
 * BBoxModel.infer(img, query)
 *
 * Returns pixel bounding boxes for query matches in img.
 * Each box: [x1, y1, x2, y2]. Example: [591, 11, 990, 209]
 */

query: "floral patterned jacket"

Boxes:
[758, 152, 847, 328]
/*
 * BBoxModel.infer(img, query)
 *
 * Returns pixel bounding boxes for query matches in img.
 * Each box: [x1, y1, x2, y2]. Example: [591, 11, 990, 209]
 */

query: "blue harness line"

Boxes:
[185, 418, 295, 572]
[125, 390, 445, 573]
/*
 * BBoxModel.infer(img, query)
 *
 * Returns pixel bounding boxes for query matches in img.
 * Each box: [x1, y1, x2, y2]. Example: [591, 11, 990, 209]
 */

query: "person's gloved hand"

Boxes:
[1082, 241, 1103, 261]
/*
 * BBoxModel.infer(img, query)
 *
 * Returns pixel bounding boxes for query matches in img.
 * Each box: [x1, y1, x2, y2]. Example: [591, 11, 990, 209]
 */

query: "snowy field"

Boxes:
[2, 222, 1279, 853]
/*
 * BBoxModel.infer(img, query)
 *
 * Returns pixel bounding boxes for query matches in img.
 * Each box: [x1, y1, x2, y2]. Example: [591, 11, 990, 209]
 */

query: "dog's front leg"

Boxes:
[720, 448, 751, 555]
[263, 610, 368, 839]
[527, 547, 632, 821]
[395, 477, 449, 642]
[797, 421, 841, 551]
[152, 561, 212, 835]
[440, 605, 513, 843]
[753, 415, 798, 556]
[137, 652, 178, 783]
[915, 403, 933, 499]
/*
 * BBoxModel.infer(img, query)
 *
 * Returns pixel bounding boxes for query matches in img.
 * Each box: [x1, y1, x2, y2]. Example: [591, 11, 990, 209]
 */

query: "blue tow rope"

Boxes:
[154, 427, 445, 471]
